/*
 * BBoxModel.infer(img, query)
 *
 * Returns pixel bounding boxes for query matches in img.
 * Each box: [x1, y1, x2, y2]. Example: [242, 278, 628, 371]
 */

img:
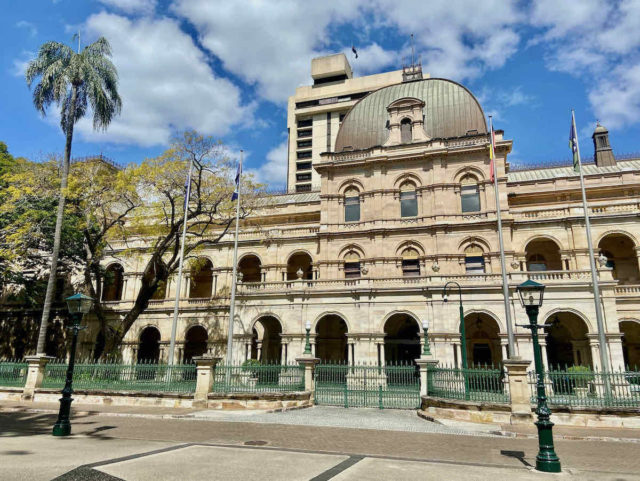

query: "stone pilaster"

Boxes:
[415, 356, 438, 397]
[502, 358, 533, 423]
[193, 355, 221, 407]
[296, 355, 320, 397]
[22, 355, 54, 401]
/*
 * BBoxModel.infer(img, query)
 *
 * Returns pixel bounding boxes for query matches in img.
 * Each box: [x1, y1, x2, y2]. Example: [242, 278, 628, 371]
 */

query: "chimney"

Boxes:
[592, 122, 616, 167]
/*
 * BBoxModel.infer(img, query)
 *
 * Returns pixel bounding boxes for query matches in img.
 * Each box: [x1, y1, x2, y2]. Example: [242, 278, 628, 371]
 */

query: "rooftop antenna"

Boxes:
[411, 33, 415, 69]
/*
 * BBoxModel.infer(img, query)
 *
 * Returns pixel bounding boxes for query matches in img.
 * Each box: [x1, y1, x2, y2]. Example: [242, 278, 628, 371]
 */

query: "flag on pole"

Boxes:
[351, 45, 358, 59]
[183, 177, 190, 210]
[489, 125, 496, 182]
[569, 115, 580, 173]
[231, 159, 242, 201]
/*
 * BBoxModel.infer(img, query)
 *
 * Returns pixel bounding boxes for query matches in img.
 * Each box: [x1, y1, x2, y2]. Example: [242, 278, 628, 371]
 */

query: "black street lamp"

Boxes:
[515, 280, 561, 473]
[443, 281, 469, 398]
[52, 293, 93, 437]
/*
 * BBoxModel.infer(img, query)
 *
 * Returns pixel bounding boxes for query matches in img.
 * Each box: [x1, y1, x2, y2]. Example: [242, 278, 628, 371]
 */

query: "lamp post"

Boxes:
[303, 321, 312, 355]
[443, 281, 469, 400]
[421, 319, 431, 356]
[52, 293, 93, 437]
[516, 280, 561, 473]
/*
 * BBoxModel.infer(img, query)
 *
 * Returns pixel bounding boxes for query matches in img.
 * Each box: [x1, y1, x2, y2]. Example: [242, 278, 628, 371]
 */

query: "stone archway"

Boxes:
[545, 312, 592, 368]
[620, 320, 640, 369]
[137, 326, 161, 363]
[189, 258, 214, 298]
[183, 325, 208, 363]
[464, 313, 502, 367]
[286, 252, 313, 281]
[315, 315, 348, 363]
[239, 255, 262, 283]
[524, 238, 563, 271]
[251, 316, 282, 363]
[383, 313, 421, 364]
[103, 263, 124, 301]
[599, 233, 639, 284]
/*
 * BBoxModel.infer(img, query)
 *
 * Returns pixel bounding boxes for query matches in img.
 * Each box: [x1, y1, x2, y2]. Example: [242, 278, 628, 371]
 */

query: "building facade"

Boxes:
[52, 60, 640, 372]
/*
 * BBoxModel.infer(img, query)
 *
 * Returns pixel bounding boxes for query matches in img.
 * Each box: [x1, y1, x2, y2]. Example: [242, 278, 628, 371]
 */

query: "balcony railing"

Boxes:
[511, 200, 640, 221]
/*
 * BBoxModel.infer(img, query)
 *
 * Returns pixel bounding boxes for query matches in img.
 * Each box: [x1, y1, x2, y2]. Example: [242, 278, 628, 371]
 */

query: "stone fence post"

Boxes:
[502, 358, 533, 422]
[22, 355, 54, 401]
[193, 355, 221, 408]
[296, 355, 320, 400]
[415, 356, 439, 397]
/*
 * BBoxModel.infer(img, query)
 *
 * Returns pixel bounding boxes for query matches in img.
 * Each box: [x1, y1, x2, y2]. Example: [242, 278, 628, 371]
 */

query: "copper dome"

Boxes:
[334, 78, 487, 152]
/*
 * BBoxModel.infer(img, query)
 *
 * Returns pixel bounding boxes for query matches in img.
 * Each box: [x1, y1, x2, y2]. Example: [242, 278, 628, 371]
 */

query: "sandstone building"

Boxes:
[27, 55, 640, 371]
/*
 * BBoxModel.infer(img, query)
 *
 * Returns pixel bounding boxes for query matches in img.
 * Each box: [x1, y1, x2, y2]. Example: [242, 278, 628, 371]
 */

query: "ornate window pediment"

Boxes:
[384, 97, 429, 146]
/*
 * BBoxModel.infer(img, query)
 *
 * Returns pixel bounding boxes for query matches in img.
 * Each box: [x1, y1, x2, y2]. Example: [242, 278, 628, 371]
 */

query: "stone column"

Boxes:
[22, 355, 54, 401]
[256, 341, 263, 361]
[296, 355, 320, 399]
[348, 341, 355, 365]
[378, 342, 386, 366]
[415, 356, 438, 397]
[588, 337, 602, 370]
[502, 358, 533, 423]
[192, 355, 221, 408]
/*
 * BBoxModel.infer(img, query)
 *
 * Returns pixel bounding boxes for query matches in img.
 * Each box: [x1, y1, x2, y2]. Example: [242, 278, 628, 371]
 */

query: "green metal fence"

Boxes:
[0, 360, 28, 387]
[41, 361, 197, 394]
[212, 363, 305, 393]
[314, 363, 420, 409]
[529, 367, 640, 408]
[427, 364, 509, 403]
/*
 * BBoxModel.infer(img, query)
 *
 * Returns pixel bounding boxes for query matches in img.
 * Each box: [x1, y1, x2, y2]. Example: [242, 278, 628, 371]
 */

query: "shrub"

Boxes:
[567, 365, 595, 389]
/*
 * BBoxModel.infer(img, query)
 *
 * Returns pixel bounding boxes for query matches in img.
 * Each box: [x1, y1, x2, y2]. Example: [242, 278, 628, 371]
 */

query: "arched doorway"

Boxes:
[286, 252, 313, 280]
[103, 263, 124, 301]
[189, 258, 214, 298]
[251, 316, 282, 363]
[464, 313, 502, 366]
[137, 326, 161, 363]
[620, 320, 640, 369]
[315, 315, 348, 363]
[524, 238, 563, 271]
[183, 325, 208, 363]
[599, 233, 639, 284]
[238, 255, 262, 283]
[384, 313, 420, 364]
[545, 312, 592, 368]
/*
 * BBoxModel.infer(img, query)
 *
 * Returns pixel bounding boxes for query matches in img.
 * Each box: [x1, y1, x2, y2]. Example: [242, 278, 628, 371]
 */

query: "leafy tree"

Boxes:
[97, 131, 263, 356]
[25, 37, 122, 354]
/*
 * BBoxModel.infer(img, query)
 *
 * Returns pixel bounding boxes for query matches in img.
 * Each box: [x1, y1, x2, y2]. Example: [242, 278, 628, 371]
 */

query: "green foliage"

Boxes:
[567, 365, 595, 388]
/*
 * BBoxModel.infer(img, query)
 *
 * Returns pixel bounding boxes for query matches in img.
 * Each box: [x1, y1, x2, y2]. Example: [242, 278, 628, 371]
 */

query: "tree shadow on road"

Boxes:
[0, 409, 116, 439]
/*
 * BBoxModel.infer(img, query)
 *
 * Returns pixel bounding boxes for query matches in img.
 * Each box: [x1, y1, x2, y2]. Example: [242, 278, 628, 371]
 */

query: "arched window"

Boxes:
[344, 187, 360, 223]
[401, 248, 420, 277]
[103, 264, 124, 301]
[460, 175, 480, 213]
[400, 182, 417, 218]
[465, 244, 485, 274]
[344, 252, 361, 279]
[189, 258, 213, 298]
[400, 118, 412, 143]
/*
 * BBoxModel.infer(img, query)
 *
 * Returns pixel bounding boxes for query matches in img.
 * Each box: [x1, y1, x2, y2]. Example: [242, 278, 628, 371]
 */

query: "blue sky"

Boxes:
[2, 0, 640, 189]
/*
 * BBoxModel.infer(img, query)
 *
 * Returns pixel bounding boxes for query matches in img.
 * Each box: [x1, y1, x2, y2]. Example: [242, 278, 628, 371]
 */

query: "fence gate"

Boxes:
[314, 363, 420, 409]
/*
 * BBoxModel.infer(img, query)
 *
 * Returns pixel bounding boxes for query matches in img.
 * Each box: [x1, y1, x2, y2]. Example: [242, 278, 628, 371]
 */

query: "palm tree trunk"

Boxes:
[35, 85, 77, 355]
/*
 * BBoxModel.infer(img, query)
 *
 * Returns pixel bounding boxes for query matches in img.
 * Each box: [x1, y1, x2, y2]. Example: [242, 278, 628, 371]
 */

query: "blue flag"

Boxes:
[231, 160, 242, 201]
[569, 116, 579, 173]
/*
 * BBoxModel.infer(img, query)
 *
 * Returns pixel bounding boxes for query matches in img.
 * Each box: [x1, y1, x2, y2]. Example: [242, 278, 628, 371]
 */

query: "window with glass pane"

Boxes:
[464, 245, 485, 273]
[344, 189, 360, 222]
[344, 252, 361, 278]
[527, 254, 547, 271]
[400, 118, 412, 143]
[401, 248, 420, 276]
[460, 177, 480, 213]
[400, 183, 417, 217]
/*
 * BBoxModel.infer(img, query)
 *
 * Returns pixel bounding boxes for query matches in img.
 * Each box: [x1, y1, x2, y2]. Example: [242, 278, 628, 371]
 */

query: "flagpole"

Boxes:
[572, 110, 611, 375]
[226, 151, 243, 366]
[490, 116, 516, 356]
[168, 157, 195, 365]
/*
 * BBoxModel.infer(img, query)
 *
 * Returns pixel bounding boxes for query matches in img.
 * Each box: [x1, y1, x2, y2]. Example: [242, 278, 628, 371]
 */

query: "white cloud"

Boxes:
[97, 0, 156, 15]
[347, 43, 398, 77]
[246, 141, 288, 188]
[528, 0, 640, 129]
[11, 50, 35, 77]
[16, 20, 37, 37]
[75, 12, 252, 146]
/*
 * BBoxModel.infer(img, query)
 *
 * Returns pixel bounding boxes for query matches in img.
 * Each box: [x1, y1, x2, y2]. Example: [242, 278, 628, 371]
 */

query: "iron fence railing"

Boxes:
[212, 363, 305, 393]
[0, 360, 28, 387]
[529, 367, 640, 408]
[41, 361, 197, 394]
[314, 362, 421, 409]
[427, 364, 510, 403]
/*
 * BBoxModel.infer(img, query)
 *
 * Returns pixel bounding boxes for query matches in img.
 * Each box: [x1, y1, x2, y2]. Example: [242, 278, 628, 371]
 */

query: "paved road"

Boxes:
[1, 407, 639, 480]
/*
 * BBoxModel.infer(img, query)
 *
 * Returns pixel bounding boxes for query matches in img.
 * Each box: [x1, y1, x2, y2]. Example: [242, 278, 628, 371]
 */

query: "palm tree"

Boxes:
[25, 37, 122, 355]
